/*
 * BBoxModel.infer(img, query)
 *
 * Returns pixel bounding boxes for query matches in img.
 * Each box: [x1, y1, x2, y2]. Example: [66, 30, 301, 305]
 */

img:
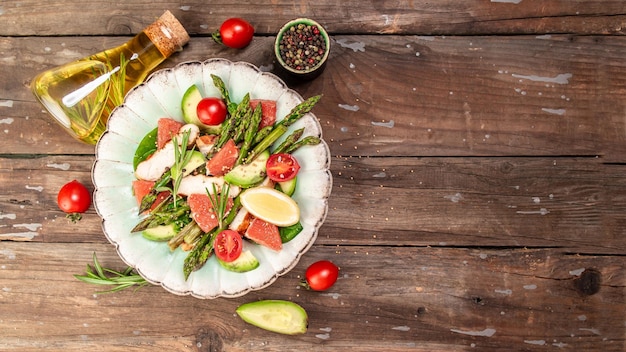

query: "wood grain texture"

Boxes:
[1, 1, 625, 36]
[3, 35, 626, 159]
[1, 1, 625, 351]
[1, 243, 624, 351]
[2, 155, 625, 253]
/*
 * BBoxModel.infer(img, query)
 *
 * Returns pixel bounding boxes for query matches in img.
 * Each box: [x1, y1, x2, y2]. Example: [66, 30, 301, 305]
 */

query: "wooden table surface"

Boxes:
[1, 1, 625, 351]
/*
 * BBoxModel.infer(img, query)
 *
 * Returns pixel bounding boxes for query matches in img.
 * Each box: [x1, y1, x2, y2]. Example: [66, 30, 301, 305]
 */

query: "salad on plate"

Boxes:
[130, 74, 322, 280]
[93, 59, 331, 298]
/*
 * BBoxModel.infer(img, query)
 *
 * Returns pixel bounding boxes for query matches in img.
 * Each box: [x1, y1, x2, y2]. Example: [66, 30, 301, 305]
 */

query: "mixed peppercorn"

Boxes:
[278, 23, 327, 72]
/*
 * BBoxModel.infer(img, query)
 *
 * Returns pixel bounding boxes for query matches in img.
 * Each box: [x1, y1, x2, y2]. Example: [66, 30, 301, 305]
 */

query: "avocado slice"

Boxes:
[218, 249, 259, 272]
[276, 176, 297, 196]
[224, 150, 270, 188]
[142, 223, 179, 241]
[236, 300, 308, 335]
[170, 150, 206, 180]
[181, 85, 203, 125]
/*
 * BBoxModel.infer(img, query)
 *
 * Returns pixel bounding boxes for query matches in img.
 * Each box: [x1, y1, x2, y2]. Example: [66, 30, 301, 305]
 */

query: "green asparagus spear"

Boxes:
[233, 95, 252, 143]
[183, 196, 242, 279]
[211, 74, 237, 114]
[241, 95, 320, 163]
[236, 103, 262, 165]
[132, 201, 191, 233]
[253, 125, 273, 145]
[272, 128, 304, 154]
[276, 94, 322, 128]
[167, 221, 202, 251]
[138, 171, 172, 214]
[213, 92, 252, 155]
[283, 136, 322, 154]
[244, 124, 288, 163]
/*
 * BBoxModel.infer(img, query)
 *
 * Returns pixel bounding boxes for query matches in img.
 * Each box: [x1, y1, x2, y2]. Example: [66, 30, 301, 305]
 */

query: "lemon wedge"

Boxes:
[240, 186, 300, 227]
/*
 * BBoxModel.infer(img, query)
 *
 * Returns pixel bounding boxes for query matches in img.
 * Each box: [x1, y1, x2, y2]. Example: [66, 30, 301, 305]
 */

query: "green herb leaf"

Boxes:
[75, 253, 149, 294]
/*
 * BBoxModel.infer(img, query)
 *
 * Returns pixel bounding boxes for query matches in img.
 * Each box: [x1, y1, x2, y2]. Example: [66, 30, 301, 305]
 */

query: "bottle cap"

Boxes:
[145, 11, 190, 57]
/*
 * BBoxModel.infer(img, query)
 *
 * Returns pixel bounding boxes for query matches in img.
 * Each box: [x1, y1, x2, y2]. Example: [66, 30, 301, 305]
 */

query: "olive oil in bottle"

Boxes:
[31, 11, 189, 144]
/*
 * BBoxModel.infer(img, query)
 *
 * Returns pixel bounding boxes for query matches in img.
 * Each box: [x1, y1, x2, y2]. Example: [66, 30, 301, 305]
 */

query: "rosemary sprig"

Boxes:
[107, 52, 129, 109]
[74, 253, 149, 294]
[207, 182, 230, 229]
[164, 129, 194, 208]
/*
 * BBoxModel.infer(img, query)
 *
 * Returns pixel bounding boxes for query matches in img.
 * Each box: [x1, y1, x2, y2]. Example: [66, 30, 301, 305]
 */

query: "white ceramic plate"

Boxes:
[92, 58, 332, 299]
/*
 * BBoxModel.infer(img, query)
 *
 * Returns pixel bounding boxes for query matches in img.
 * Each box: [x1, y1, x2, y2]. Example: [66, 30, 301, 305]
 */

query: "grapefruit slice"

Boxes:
[132, 179, 170, 213]
[157, 117, 184, 149]
[188, 193, 233, 233]
[245, 218, 282, 251]
[250, 99, 277, 129]
[207, 139, 239, 176]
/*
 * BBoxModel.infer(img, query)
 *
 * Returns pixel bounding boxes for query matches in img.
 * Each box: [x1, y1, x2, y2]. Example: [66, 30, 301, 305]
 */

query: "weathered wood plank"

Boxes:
[2, 35, 626, 159]
[1, 1, 625, 36]
[1, 155, 625, 254]
[0, 242, 623, 351]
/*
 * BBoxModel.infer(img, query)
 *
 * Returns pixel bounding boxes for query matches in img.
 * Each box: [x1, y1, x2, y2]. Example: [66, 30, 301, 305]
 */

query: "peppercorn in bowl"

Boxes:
[275, 18, 330, 80]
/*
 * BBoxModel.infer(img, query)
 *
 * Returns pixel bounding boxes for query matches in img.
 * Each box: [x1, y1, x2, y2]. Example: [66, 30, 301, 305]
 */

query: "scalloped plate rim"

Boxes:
[92, 58, 331, 299]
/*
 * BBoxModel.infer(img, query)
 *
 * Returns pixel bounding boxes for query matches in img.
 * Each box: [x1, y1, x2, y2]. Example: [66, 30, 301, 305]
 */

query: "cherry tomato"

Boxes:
[304, 260, 339, 291]
[57, 180, 91, 215]
[197, 97, 227, 126]
[266, 153, 300, 182]
[215, 18, 254, 49]
[214, 230, 243, 262]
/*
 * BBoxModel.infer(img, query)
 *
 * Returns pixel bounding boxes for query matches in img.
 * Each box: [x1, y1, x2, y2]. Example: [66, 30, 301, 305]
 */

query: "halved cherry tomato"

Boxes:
[214, 18, 254, 49]
[266, 153, 300, 182]
[197, 97, 227, 126]
[214, 229, 243, 262]
[57, 180, 91, 222]
[304, 260, 339, 291]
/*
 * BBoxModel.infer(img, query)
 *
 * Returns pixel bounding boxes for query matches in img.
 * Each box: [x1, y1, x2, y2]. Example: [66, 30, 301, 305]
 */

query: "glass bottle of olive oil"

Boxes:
[31, 11, 189, 144]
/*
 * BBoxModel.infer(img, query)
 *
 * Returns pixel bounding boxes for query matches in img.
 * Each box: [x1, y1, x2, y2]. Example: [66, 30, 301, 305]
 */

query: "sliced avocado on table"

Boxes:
[236, 300, 308, 335]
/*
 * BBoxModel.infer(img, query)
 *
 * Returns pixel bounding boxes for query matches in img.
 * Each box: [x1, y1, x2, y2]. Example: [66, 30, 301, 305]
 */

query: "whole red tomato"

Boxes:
[214, 18, 254, 49]
[57, 180, 91, 220]
[197, 97, 227, 126]
[303, 260, 339, 291]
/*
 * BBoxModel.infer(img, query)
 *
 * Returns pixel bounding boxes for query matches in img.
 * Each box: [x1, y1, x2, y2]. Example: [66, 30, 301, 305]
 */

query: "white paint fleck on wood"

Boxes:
[46, 163, 71, 170]
[569, 268, 586, 276]
[371, 120, 395, 128]
[450, 328, 496, 337]
[512, 73, 572, 84]
[444, 193, 463, 203]
[542, 108, 566, 116]
[338, 104, 360, 111]
[524, 340, 546, 345]
[392, 325, 410, 331]
[335, 39, 366, 52]
[26, 185, 44, 192]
